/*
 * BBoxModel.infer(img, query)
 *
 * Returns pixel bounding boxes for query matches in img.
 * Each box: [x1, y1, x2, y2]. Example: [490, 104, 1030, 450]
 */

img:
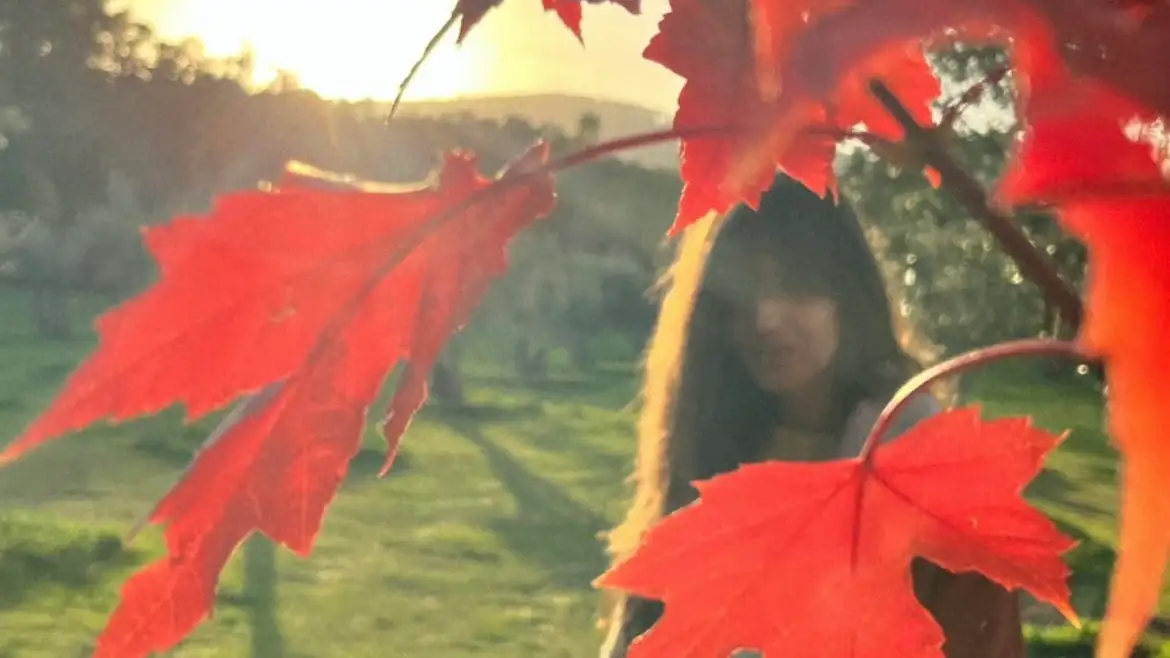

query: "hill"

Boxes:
[394, 93, 680, 171]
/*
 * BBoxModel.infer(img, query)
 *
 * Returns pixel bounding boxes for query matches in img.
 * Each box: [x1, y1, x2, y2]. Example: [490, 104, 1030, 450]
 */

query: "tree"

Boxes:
[576, 111, 602, 147]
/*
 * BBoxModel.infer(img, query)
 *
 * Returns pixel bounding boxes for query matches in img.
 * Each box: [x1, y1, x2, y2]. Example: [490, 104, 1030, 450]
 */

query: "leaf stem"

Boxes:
[857, 338, 1094, 464]
[472, 122, 866, 200]
[431, 124, 745, 217]
[867, 79, 1084, 332]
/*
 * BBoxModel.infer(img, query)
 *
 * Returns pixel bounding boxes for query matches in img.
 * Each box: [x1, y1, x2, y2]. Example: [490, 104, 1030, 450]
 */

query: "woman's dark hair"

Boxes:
[602, 173, 936, 614]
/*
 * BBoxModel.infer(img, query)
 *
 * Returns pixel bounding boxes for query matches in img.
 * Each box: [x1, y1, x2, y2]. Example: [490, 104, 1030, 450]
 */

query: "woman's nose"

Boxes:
[755, 297, 792, 334]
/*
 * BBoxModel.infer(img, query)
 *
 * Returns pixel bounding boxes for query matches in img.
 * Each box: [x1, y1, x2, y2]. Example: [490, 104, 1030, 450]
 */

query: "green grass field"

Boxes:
[0, 334, 1165, 657]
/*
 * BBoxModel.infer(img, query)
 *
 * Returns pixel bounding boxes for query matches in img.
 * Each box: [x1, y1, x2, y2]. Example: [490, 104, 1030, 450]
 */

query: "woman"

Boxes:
[599, 174, 1024, 657]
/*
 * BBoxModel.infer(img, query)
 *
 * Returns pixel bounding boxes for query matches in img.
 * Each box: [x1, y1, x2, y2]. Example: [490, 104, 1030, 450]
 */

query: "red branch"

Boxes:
[858, 338, 1092, 463]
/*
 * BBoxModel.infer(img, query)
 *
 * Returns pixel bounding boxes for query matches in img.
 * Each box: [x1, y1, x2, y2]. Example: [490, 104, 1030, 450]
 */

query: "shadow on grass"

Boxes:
[128, 416, 220, 467]
[446, 418, 610, 591]
[342, 447, 413, 486]
[127, 368, 633, 482]
[1059, 424, 1121, 463]
[0, 514, 141, 611]
[426, 374, 635, 480]
[1029, 466, 1111, 523]
[469, 368, 638, 411]
[0, 396, 24, 412]
[25, 361, 75, 387]
[215, 538, 310, 658]
[1027, 468, 1116, 620]
[422, 399, 545, 423]
[242, 536, 286, 658]
[131, 422, 415, 489]
[1026, 622, 1158, 657]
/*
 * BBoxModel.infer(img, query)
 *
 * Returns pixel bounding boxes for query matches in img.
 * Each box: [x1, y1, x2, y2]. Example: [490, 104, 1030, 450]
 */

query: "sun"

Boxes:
[245, 2, 492, 101]
[138, 0, 495, 101]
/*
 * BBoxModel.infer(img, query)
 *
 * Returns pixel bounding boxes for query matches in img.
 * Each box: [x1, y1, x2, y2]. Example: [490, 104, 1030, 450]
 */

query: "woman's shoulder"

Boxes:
[881, 390, 943, 439]
[836, 391, 942, 459]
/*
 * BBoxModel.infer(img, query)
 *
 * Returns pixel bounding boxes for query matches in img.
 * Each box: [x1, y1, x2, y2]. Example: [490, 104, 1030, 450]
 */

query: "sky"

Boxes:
[122, 0, 684, 111]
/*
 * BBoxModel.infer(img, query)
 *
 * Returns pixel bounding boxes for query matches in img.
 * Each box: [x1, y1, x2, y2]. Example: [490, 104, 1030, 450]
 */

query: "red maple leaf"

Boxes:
[996, 56, 1170, 658]
[1, 144, 555, 657]
[597, 408, 1077, 658]
[455, 0, 641, 43]
[1055, 196, 1170, 658]
[647, 0, 940, 234]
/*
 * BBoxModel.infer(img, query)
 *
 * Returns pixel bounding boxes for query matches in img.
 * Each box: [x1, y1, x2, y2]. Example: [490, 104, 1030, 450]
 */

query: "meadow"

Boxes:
[0, 314, 1164, 657]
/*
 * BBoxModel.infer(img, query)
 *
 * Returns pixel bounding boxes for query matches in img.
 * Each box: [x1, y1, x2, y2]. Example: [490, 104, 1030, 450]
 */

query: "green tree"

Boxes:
[839, 44, 1086, 357]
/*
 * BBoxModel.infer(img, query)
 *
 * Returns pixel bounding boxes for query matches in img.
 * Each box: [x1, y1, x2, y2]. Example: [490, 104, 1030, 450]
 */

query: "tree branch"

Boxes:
[867, 79, 1084, 333]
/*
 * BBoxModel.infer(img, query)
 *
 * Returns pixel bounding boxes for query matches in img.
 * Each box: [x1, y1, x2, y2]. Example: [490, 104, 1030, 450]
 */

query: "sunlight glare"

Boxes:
[142, 0, 495, 101]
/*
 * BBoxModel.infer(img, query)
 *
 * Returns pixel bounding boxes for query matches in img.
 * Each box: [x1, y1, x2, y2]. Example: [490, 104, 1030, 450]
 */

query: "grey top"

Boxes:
[837, 391, 941, 458]
[600, 391, 942, 658]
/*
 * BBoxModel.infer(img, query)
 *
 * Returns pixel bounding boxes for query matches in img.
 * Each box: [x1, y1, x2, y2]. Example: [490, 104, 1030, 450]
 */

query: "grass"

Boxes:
[0, 336, 1164, 656]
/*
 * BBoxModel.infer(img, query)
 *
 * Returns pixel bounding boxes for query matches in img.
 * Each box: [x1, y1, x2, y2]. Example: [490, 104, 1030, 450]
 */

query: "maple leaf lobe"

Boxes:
[456, 0, 640, 42]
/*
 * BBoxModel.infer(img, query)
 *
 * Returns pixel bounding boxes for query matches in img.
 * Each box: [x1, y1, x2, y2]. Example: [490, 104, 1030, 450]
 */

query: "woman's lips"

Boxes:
[760, 343, 798, 370]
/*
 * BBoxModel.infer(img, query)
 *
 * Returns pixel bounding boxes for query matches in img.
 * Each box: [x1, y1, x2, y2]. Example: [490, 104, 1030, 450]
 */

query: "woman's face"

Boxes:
[730, 254, 841, 394]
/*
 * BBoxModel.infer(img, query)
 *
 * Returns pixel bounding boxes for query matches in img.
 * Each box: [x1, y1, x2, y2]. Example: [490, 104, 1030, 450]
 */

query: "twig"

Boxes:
[867, 79, 1084, 333]
[386, 9, 460, 125]
[937, 65, 1010, 130]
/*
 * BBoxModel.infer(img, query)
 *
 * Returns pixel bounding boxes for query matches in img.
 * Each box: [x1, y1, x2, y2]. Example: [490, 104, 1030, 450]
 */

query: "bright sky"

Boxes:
[123, 0, 683, 111]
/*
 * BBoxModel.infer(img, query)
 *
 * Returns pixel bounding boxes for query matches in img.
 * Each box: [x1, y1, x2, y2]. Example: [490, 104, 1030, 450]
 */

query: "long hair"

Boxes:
[603, 173, 937, 589]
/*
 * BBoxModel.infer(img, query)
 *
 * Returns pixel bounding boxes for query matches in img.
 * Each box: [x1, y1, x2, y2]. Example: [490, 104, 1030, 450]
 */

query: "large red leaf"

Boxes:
[597, 408, 1076, 658]
[455, 0, 641, 43]
[647, 0, 940, 234]
[2, 144, 555, 657]
[1056, 197, 1170, 658]
[1, 145, 553, 466]
[997, 62, 1170, 658]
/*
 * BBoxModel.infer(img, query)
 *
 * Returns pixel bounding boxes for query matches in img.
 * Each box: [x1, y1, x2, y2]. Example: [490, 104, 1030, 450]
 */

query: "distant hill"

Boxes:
[392, 93, 680, 172]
